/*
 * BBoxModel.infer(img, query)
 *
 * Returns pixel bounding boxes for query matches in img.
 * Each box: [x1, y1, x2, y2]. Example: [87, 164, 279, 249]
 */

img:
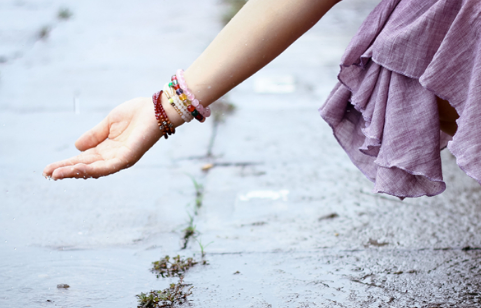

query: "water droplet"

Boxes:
[14, 247, 16, 250]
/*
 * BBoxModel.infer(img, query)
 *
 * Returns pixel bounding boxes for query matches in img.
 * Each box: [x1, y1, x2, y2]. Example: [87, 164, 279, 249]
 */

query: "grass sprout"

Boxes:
[182, 214, 197, 249]
[196, 238, 213, 259]
[191, 177, 204, 209]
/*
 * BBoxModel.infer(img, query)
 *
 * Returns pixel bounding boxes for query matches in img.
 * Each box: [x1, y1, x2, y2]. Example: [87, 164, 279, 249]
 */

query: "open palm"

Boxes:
[43, 97, 162, 180]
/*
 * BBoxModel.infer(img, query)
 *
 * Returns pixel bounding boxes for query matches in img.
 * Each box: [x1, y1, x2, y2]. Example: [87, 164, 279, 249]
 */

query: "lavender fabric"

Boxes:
[320, 0, 481, 198]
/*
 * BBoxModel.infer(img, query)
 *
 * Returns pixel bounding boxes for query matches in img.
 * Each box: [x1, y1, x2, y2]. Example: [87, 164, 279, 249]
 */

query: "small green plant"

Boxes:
[151, 255, 198, 278]
[196, 238, 213, 259]
[38, 26, 50, 40]
[57, 8, 73, 20]
[181, 213, 197, 249]
[136, 276, 192, 308]
[189, 176, 204, 209]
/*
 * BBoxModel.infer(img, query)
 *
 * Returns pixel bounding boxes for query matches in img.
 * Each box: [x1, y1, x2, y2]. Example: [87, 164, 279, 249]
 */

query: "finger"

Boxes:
[42, 152, 101, 177]
[75, 117, 110, 151]
[51, 158, 124, 179]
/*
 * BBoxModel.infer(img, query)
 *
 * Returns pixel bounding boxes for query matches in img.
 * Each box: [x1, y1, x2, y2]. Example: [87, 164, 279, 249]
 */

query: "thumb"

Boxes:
[75, 117, 109, 151]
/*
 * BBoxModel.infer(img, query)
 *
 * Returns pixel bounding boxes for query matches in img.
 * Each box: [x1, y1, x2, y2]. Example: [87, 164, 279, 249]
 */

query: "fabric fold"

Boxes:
[320, 0, 481, 198]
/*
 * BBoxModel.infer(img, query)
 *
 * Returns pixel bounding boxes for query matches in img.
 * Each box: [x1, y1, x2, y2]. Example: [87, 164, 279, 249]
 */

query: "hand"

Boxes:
[43, 97, 163, 180]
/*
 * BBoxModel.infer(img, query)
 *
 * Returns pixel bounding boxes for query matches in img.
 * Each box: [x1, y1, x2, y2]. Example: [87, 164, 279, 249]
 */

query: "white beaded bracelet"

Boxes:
[163, 83, 193, 122]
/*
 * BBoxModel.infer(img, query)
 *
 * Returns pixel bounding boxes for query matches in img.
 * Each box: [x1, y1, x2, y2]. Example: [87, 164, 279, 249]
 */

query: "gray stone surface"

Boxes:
[1, 0, 481, 307]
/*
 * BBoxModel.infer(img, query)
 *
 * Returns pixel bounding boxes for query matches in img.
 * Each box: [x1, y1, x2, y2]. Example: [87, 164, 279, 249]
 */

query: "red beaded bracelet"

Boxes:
[157, 93, 175, 135]
[152, 90, 175, 139]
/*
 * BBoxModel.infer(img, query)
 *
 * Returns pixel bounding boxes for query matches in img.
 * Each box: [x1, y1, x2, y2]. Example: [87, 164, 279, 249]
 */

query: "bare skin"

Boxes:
[43, 0, 341, 180]
[437, 97, 459, 137]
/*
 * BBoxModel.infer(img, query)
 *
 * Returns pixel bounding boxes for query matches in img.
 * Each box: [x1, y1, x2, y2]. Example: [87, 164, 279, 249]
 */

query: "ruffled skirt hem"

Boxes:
[320, 0, 481, 198]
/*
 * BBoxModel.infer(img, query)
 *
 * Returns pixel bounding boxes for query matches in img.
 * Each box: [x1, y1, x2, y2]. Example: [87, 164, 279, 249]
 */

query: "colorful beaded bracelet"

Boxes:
[163, 85, 187, 121]
[164, 83, 193, 123]
[170, 75, 206, 123]
[176, 69, 211, 118]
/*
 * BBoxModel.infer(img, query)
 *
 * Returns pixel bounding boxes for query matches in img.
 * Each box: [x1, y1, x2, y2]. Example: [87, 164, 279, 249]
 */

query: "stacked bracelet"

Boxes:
[176, 69, 211, 118]
[151, 69, 211, 139]
[169, 71, 210, 123]
[152, 90, 175, 139]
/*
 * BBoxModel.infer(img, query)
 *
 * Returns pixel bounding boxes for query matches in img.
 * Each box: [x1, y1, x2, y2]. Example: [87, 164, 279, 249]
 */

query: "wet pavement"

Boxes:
[1, 0, 481, 307]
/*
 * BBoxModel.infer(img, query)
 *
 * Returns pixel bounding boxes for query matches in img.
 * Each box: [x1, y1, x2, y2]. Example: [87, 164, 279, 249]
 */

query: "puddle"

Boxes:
[237, 190, 289, 202]
[233, 190, 290, 220]
[0, 245, 169, 308]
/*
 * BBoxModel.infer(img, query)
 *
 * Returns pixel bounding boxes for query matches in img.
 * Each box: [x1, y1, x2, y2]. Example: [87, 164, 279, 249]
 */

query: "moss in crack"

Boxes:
[151, 255, 198, 278]
[136, 276, 192, 308]
[182, 215, 197, 250]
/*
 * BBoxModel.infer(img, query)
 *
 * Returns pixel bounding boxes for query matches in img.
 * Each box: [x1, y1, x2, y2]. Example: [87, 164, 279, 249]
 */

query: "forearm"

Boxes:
[183, 0, 341, 107]
[44, 0, 341, 179]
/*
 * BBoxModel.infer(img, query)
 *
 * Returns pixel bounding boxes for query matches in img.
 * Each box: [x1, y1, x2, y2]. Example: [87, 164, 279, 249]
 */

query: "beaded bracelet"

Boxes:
[159, 96, 175, 136]
[170, 74, 206, 123]
[164, 83, 193, 123]
[168, 77, 205, 123]
[163, 85, 188, 122]
[155, 92, 174, 137]
[176, 69, 211, 118]
[152, 90, 174, 139]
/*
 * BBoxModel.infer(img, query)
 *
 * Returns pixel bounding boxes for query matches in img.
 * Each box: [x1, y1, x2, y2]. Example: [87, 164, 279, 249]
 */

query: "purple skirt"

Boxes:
[320, 0, 481, 198]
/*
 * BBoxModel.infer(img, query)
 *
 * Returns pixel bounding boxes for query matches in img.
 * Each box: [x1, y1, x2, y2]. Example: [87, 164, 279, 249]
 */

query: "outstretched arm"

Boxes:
[43, 0, 341, 180]
[185, 0, 341, 106]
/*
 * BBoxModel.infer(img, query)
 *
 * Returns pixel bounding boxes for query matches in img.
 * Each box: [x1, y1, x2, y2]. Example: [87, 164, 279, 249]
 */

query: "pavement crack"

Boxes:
[206, 120, 219, 158]
[350, 278, 385, 289]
